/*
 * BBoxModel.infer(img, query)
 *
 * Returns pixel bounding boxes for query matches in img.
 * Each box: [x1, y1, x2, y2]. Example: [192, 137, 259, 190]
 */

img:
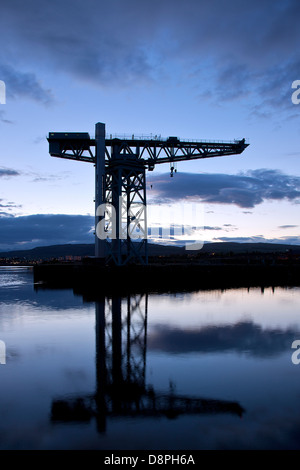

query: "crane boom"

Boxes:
[48, 133, 248, 170]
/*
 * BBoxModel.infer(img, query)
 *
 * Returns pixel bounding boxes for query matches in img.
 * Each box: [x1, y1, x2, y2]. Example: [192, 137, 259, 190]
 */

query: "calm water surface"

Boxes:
[0, 266, 300, 450]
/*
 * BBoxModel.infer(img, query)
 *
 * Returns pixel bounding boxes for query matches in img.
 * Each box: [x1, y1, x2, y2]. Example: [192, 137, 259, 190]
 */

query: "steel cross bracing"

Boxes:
[104, 163, 148, 265]
[102, 294, 148, 388]
[51, 295, 245, 432]
[48, 123, 249, 265]
[48, 133, 248, 168]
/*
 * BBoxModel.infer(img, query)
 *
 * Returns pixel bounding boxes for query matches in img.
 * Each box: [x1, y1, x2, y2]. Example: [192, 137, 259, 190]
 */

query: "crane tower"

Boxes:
[48, 122, 248, 266]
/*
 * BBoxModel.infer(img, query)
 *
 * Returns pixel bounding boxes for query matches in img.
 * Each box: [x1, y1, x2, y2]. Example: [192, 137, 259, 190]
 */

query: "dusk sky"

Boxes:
[1, 0, 300, 251]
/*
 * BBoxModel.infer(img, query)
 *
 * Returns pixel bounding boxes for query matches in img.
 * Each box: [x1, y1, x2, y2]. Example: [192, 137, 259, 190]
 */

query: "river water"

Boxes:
[0, 266, 300, 450]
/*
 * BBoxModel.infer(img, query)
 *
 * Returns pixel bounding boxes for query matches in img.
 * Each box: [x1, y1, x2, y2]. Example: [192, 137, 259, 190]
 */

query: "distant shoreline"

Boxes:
[1, 241, 300, 262]
[33, 262, 300, 296]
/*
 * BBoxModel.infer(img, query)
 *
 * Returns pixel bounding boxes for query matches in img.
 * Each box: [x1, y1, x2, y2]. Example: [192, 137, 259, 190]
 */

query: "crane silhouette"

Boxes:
[50, 293, 245, 433]
[48, 123, 249, 265]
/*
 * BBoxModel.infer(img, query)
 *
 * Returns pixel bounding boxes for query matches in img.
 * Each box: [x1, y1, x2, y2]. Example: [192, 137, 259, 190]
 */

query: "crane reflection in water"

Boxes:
[50, 293, 245, 432]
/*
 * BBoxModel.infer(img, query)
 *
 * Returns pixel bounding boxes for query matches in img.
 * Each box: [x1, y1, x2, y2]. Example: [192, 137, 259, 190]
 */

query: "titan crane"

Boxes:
[51, 294, 245, 432]
[48, 122, 248, 266]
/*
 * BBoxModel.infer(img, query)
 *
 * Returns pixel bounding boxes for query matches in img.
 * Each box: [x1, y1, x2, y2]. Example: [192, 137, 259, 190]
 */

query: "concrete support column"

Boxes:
[95, 122, 106, 259]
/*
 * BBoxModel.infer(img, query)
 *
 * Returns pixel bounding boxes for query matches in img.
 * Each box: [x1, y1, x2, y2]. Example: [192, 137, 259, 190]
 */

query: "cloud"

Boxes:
[148, 320, 298, 357]
[0, 64, 53, 104]
[0, 0, 299, 113]
[0, 0, 160, 88]
[0, 110, 13, 124]
[0, 167, 20, 177]
[0, 212, 14, 217]
[27, 171, 70, 183]
[203, 226, 222, 231]
[0, 198, 21, 216]
[0, 214, 94, 251]
[148, 169, 300, 208]
[278, 225, 298, 229]
[213, 235, 300, 246]
[0, 202, 20, 210]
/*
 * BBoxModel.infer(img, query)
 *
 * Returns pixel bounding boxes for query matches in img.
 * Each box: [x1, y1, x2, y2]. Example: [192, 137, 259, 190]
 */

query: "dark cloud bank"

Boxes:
[148, 321, 298, 357]
[0, 168, 299, 250]
[0, 0, 300, 110]
[0, 214, 94, 251]
[149, 169, 300, 208]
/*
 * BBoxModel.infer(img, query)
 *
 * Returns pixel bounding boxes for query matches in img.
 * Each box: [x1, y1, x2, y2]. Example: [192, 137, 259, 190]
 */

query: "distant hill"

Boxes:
[0, 243, 95, 260]
[0, 242, 185, 260]
[0, 241, 300, 261]
[200, 242, 300, 254]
